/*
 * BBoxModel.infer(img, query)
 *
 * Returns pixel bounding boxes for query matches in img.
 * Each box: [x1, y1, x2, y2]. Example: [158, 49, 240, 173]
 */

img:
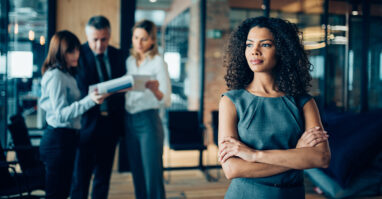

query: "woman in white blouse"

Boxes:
[124, 20, 171, 199]
[39, 30, 107, 199]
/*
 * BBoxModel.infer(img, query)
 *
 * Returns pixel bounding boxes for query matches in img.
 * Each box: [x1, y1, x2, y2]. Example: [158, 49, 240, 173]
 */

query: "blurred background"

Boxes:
[0, 0, 381, 198]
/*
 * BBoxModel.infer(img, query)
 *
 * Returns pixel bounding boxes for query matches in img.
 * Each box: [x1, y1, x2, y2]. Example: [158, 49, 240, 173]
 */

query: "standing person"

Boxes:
[124, 19, 171, 199]
[39, 30, 107, 199]
[218, 17, 331, 198]
[71, 16, 126, 199]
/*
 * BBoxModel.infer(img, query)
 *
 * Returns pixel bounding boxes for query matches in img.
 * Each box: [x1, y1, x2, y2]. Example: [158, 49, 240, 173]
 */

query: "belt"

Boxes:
[46, 125, 78, 134]
[258, 181, 303, 188]
[100, 111, 109, 116]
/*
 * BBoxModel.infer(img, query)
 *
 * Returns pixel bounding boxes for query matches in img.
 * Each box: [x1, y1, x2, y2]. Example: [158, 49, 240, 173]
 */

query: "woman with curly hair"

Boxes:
[218, 17, 331, 198]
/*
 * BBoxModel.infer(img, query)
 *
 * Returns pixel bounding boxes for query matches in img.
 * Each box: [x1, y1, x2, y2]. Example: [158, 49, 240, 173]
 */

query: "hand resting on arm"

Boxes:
[218, 96, 330, 179]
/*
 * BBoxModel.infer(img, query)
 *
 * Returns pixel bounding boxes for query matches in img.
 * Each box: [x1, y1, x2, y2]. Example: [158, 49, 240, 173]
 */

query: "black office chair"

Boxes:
[211, 110, 222, 180]
[166, 111, 207, 182]
[0, 144, 24, 198]
[7, 114, 45, 194]
[211, 110, 219, 146]
[0, 144, 43, 198]
[168, 111, 206, 151]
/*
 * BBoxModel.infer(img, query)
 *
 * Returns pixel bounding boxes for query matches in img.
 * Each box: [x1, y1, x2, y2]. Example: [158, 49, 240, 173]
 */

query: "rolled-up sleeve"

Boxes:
[45, 72, 96, 123]
[156, 58, 172, 107]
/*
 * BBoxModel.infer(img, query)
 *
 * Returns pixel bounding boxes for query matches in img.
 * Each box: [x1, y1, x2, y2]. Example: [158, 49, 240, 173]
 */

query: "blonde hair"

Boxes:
[130, 19, 159, 60]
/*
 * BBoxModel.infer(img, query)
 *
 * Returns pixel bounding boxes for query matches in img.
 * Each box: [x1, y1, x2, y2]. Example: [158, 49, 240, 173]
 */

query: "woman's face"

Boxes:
[132, 28, 154, 54]
[65, 48, 80, 67]
[245, 27, 277, 73]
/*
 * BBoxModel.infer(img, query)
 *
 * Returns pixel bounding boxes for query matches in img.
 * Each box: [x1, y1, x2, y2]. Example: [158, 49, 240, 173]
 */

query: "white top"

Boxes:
[39, 68, 96, 129]
[125, 54, 171, 114]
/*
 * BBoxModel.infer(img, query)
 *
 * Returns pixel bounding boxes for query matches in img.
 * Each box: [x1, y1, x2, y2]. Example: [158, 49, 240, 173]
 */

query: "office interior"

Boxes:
[0, 0, 381, 198]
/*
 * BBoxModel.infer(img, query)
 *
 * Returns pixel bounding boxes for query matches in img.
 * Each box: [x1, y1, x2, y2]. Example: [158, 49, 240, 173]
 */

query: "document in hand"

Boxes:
[132, 74, 155, 91]
[89, 75, 134, 94]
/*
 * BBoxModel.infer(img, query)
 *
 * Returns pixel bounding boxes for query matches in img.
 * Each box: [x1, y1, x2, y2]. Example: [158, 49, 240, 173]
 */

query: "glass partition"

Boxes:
[229, 0, 382, 113]
[6, 0, 48, 129]
[0, 0, 8, 147]
[368, 2, 382, 110]
[164, 10, 190, 110]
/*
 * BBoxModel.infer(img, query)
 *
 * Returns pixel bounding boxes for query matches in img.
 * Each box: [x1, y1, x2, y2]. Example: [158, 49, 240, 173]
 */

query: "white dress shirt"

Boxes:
[125, 54, 171, 114]
[39, 68, 96, 129]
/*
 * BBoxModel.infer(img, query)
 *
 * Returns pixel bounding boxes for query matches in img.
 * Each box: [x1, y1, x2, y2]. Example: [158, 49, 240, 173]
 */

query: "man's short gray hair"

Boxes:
[85, 15, 111, 35]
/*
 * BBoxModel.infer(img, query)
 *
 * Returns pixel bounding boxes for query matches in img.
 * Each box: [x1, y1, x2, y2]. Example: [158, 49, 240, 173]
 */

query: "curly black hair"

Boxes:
[224, 16, 312, 97]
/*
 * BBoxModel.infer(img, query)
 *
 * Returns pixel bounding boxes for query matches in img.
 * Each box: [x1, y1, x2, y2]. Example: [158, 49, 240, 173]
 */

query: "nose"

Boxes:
[96, 40, 102, 49]
[251, 43, 261, 56]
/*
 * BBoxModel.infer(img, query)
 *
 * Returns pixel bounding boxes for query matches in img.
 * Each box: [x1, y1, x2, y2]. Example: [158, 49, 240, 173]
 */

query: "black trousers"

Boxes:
[39, 126, 78, 199]
[71, 115, 120, 199]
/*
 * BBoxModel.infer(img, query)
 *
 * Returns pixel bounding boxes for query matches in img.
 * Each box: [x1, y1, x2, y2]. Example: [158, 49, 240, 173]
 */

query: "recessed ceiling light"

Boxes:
[40, 36, 45, 45]
[29, 30, 35, 41]
[150, 0, 157, 3]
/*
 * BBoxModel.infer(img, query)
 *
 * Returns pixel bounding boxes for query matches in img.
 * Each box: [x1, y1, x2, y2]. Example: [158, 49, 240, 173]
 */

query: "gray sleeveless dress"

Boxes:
[223, 89, 312, 199]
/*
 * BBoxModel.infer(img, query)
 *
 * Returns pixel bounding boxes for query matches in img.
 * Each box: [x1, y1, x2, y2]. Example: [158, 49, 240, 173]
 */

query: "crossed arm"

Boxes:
[218, 96, 331, 179]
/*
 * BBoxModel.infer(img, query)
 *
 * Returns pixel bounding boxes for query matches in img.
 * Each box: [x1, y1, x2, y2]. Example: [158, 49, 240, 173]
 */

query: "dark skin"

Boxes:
[218, 27, 330, 179]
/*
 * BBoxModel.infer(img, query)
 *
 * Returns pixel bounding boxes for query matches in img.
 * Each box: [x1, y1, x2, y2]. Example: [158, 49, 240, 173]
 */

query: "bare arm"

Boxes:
[218, 96, 291, 179]
[253, 99, 331, 169]
[220, 99, 331, 170]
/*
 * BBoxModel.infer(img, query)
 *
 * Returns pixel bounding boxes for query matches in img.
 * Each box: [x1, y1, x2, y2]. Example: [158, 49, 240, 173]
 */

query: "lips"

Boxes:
[250, 59, 263, 65]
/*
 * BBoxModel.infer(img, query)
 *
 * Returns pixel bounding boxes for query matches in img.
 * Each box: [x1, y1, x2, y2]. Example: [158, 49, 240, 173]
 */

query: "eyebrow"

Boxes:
[246, 39, 273, 42]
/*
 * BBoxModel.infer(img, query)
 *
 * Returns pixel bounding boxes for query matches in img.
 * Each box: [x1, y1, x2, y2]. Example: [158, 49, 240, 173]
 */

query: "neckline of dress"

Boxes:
[243, 89, 286, 99]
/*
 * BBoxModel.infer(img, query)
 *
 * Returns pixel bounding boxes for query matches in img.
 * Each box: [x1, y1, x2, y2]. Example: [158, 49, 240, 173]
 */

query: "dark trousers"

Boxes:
[39, 126, 78, 199]
[125, 109, 165, 199]
[71, 115, 119, 199]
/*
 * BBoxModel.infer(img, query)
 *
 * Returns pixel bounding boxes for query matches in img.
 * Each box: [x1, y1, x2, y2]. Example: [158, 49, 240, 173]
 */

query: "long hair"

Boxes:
[129, 19, 159, 60]
[41, 30, 81, 75]
[224, 17, 312, 96]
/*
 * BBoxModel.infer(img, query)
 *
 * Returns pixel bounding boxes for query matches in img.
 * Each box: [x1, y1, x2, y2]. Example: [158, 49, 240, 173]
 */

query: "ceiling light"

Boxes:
[29, 30, 35, 41]
[150, 0, 157, 3]
[304, 42, 326, 50]
[352, 3, 359, 16]
[14, 23, 18, 34]
[40, 36, 45, 45]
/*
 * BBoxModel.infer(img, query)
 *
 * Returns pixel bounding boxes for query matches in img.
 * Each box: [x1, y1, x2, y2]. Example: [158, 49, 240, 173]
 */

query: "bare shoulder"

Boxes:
[218, 95, 238, 139]
[302, 98, 323, 130]
[219, 95, 235, 109]
[219, 95, 239, 118]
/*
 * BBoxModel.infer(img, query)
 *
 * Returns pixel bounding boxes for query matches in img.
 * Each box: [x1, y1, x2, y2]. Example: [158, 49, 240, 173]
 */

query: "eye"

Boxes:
[262, 43, 272, 47]
[246, 43, 253, 47]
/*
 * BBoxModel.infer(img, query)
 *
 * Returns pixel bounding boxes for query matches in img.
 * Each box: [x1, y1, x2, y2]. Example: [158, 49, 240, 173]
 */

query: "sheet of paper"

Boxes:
[89, 84, 97, 93]
[132, 74, 155, 91]
[89, 75, 134, 94]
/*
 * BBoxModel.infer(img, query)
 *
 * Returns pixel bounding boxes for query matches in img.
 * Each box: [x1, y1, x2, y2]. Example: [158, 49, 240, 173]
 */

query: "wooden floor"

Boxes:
[108, 169, 334, 199]
[109, 170, 227, 199]
[11, 144, 382, 199]
[106, 145, 382, 199]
